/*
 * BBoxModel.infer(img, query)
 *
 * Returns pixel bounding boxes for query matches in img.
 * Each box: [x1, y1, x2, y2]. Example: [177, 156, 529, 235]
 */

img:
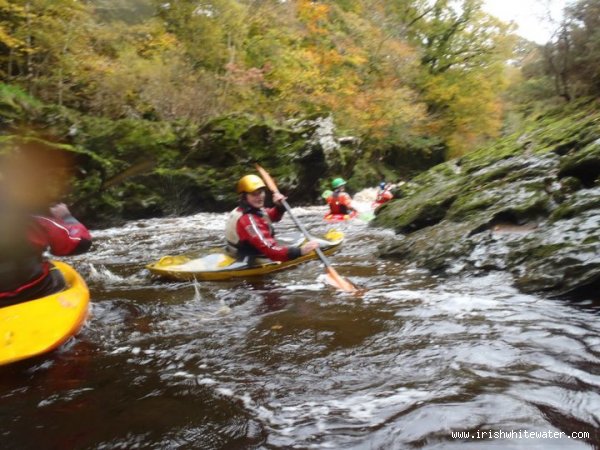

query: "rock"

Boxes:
[508, 210, 600, 295]
[375, 102, 600, 298]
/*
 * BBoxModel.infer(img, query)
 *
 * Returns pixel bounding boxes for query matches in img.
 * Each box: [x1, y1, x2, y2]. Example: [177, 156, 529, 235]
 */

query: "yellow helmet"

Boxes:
[237, 174, 266, 193]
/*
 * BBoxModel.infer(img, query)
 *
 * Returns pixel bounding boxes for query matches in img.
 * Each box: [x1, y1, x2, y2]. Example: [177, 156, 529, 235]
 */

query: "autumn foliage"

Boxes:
[0, 0, 530, 157]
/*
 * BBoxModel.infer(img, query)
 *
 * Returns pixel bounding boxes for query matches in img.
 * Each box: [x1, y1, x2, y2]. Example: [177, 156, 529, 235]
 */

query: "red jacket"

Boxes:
[30, 215, 92, 256]
[0, 214, 92, 299]
[375, 189, 393, 204]
[225, 205, 302, 262]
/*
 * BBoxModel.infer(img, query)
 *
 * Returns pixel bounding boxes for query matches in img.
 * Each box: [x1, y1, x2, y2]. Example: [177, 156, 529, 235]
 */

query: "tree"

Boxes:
[564, 0, 600, 96]
[401, 0, 516, 155]
[0, 0, 29, 79]
[156, 0, 248, 71]
[518, 0, 600, 103]
[0, 0, 97, 106]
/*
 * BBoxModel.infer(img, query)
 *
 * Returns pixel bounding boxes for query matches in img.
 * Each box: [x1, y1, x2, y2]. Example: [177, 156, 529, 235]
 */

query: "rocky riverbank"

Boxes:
[374, 99, 600, 298]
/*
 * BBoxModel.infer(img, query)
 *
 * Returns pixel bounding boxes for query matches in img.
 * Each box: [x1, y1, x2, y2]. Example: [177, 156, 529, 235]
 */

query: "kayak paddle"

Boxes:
[255, 164, 358, 293]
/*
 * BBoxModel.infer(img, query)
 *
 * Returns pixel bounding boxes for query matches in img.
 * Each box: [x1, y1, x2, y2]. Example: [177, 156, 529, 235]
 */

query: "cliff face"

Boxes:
[0, 85, 350, 227]
[374, 100, 600, 297]
[2, 84, 445, 228]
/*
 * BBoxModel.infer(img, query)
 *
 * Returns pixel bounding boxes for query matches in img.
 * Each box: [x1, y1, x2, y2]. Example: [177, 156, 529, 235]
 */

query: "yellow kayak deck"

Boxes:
[0, 261, 90, 366]
[147, 230, 344, 281]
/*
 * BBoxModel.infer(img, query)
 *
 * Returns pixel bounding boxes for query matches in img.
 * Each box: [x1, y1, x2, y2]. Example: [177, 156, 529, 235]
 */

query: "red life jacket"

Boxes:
[224, 205, 301, 261]
[326, 191, 352, 215]
[375, 190, 393, 204]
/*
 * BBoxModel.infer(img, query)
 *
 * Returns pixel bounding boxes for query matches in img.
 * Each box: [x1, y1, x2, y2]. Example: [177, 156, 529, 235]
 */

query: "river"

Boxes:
[1, 204, 599, 449]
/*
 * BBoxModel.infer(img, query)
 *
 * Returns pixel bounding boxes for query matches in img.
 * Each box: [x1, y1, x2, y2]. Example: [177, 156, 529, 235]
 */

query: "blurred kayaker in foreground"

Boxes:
[225, 174, 319, 261]
[0, 140, 92, 306]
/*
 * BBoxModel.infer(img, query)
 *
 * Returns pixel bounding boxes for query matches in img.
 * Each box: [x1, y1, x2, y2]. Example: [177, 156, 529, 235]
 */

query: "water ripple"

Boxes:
[3, 207, 599, 449]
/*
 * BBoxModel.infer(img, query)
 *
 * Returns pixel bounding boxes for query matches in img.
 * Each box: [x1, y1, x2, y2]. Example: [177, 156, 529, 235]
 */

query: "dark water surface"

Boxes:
[2, 206, 599, 449]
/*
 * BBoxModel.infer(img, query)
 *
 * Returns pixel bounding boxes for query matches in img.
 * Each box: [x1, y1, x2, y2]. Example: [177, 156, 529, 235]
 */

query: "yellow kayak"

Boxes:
[147, 230, 344, 281]
[0, 261, 90, 366]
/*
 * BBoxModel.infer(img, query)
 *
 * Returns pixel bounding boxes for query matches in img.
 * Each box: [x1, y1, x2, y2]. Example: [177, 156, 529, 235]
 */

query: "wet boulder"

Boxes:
[507, 210, 600, 295]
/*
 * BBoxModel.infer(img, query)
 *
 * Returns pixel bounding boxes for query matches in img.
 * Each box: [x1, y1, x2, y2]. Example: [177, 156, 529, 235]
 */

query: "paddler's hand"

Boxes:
[300, 240, 320, 256]
[272, 192, 286, 204]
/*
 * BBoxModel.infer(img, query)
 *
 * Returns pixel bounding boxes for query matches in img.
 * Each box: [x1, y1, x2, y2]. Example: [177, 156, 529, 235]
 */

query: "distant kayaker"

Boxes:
[375, 181, 393, 206]
[225, 174, 320, 261]
[0, 143, 93, 306]
[326, 177, 356, 216]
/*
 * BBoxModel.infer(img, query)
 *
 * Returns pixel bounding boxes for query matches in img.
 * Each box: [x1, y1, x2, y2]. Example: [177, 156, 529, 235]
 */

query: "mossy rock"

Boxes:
[549, 186, 600, 222]
[377, 218, 486, 273]
[507, 211, 600, 295]
[458, 138, 522, 175]
[374, 98, 600, 297]
[374, 189, 459, 233]
[447, 180, 552, 223]
[558, 138, 600, 187]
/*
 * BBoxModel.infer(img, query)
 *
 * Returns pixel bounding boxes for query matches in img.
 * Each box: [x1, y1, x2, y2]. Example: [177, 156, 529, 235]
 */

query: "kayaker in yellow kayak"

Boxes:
[225, 174, 319, 261]
[0, 141, 93, 307]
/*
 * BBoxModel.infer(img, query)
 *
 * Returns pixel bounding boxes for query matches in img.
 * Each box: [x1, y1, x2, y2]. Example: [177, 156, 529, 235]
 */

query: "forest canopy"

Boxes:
[0, 0, 598, 158]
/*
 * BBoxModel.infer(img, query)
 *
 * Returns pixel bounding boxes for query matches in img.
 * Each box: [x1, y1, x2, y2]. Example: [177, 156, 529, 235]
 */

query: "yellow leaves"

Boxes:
[423, 65, 507, 156]
[247, 3, 428, 145]
[332, 84, 427, 143]
[345, 50, 368, 67]
[0, 25, 23, 49]
[136, 26, 180, 58]
[0, 0, 29, 51]
[299, 45, 361, 83]
[297, 0, 331, 36]
[0, 0, 27, 17]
